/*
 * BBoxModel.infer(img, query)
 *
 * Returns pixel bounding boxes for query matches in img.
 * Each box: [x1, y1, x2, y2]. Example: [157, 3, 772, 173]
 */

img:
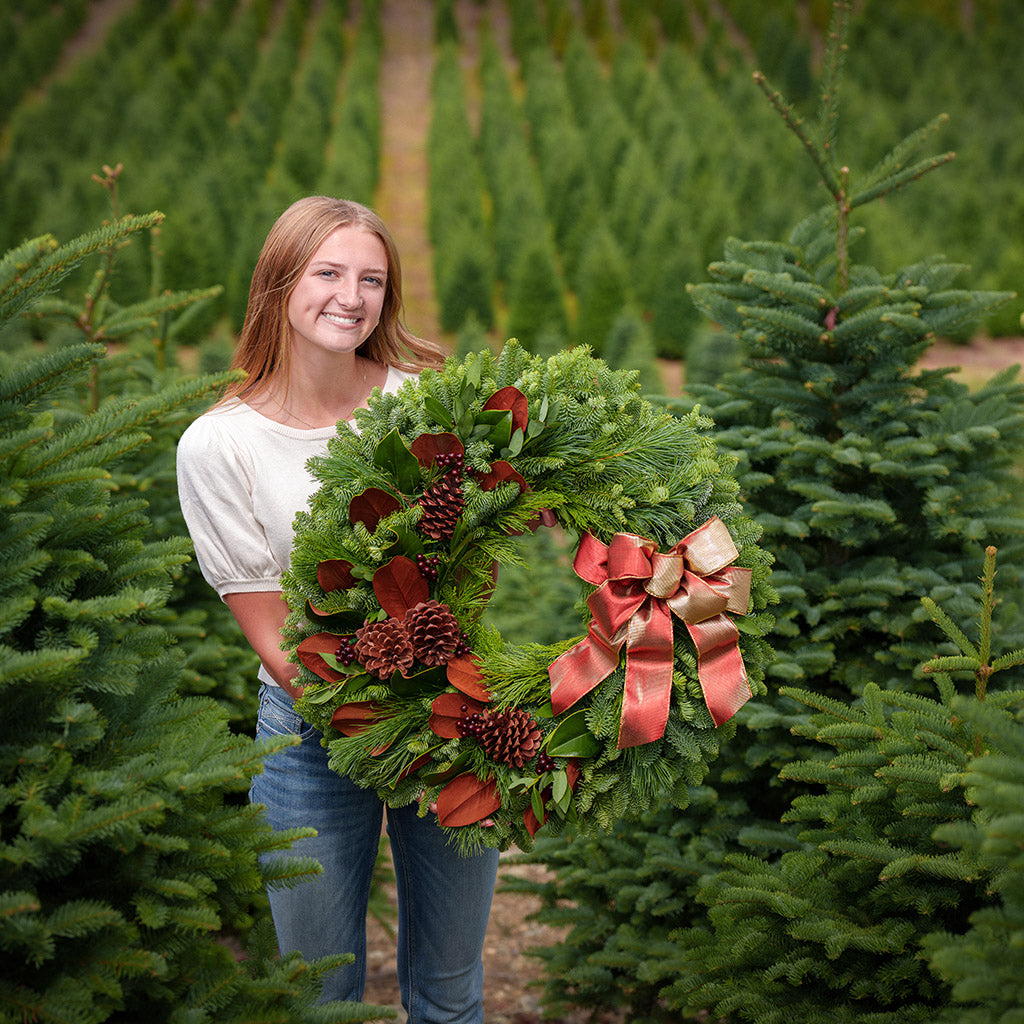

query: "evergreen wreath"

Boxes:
[282, 342, 774, 852]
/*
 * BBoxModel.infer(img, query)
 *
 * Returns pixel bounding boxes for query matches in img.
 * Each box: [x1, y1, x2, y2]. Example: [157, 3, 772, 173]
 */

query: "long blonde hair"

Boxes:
[223, 196, 444, 402]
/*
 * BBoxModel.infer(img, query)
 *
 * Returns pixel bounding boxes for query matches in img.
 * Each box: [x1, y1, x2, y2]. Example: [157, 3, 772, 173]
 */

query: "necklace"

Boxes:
[278, 358, 371, 428]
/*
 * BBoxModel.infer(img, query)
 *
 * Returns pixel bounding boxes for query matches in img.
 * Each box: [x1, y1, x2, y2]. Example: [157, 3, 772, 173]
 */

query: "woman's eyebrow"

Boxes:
[310, 259, 388, 275]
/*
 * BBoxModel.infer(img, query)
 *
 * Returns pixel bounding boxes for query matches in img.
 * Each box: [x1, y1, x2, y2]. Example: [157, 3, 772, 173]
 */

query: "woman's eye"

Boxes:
[364, 276, 384, 287]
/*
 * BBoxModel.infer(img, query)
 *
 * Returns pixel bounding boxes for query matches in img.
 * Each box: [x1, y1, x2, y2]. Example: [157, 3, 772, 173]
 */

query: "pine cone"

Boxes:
[418, 471, 465, 541]
[464, 708, 543, 768]
[354, 617, 415, 679]
[404, 599, 461, 666]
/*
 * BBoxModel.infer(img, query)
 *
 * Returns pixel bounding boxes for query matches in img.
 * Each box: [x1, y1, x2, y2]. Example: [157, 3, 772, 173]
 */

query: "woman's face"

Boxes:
[286, 224, 388, 362]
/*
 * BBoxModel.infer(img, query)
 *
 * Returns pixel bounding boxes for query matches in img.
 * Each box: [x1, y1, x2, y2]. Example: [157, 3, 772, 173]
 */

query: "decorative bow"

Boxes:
[548, 517, 752, 748]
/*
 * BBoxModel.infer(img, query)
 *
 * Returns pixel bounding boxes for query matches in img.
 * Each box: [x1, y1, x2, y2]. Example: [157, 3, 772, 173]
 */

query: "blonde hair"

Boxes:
[223, 196, 444, 402]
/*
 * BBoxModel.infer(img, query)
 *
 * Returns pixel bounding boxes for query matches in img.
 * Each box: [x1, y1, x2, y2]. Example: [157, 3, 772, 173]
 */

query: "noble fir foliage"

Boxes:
[3, 166, 261, 731]
[668, 548, 1024, 1024]
[0, 223, 394, 1021]
[512, 4, 1024, 1020]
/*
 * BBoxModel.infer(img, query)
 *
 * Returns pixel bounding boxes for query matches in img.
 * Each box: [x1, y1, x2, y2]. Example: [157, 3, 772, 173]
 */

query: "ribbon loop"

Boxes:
[548, 517, 752, 748]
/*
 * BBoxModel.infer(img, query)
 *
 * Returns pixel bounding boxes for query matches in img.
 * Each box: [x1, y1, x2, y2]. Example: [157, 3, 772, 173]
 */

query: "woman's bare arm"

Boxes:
[224, 591, 303, 698]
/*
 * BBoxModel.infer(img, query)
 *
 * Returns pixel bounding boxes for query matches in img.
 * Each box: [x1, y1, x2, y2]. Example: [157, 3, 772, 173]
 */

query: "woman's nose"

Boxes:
[335, 276, 361, 307]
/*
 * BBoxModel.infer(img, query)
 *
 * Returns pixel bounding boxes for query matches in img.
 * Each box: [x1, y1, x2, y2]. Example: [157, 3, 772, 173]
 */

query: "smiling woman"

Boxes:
[174, 197, 501, 1021]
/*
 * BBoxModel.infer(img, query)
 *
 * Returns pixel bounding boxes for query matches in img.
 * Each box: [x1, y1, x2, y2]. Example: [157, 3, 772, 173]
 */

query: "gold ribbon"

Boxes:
[548, 517, 752, 748]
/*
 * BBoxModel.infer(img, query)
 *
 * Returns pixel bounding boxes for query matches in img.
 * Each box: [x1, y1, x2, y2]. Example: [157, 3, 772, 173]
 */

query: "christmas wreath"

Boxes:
[282, 343, 773, 852]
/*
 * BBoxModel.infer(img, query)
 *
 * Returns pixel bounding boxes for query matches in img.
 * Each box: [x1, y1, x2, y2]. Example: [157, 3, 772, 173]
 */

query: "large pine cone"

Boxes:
[354, 617, 415, 679]
[469, 708, 543, 768]
[404, 599, 461, 666]
[418, 471, 465, 541]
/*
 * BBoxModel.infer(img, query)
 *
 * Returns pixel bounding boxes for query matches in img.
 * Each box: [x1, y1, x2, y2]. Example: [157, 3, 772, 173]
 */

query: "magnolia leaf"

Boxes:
[419, 749, 473, 785]
[296, 633, 347, 682]
[304, 601, 363, 633]
[330, 700, 385, 735]
[318, 651, 371, 679]
[546, 710, 601, 758]
[301, 685, 346, 705]
[349, 487, 402, 532]
[552, 769, 571, 813]
[436, 773, 500, 827]
[474, 460, 527, 495]
[484, 415, 512, 450]
[429, 691, 487, 738]
[531, 787, 545, 823]
[388, 664, 447, 697]
[423, 395, 455, 429]
[447, 655, 492, 701]
[410, 431, 464, 467]
[317, 559, 356, 592]
[373, 555, 429, 618]
[482, 385, 529, 434]
[374, 429, 421, 494]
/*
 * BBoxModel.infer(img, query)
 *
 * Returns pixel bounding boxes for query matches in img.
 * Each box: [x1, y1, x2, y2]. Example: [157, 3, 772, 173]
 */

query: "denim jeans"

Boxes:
[250, 683, 499, 1023]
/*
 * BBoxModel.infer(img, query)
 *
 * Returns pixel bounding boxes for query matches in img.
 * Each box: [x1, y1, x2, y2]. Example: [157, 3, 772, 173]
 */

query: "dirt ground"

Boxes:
[361, 848, 612, 1024]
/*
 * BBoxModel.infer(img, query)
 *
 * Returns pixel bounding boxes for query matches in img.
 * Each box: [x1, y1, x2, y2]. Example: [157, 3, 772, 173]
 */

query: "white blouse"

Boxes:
[176, 366, 415, 599]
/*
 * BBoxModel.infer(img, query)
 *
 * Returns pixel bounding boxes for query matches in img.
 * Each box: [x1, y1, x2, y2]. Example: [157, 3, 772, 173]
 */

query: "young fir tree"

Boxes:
[511, 4, 1024, 1019]
[666, 548, 1024, 1023]
[0, 220, 394, 1022]
[9, 166, 261, 730]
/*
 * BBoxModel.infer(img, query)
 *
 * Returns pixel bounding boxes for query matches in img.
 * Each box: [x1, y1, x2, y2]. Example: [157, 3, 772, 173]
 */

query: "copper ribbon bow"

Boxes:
[548, 517, 752, 748]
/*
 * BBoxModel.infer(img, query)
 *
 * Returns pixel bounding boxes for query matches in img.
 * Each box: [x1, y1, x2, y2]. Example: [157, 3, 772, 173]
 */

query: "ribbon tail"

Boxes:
[549, 625, 623, 716]
[686, 614, 751, 726]
[617, 603, 674, 749]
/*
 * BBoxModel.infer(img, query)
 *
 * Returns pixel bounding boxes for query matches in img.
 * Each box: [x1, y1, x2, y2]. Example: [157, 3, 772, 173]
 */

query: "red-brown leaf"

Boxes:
[429, 691, 487, 738]
[373, 555, 430, 618]
[330, 700, 385, 735]
[482, 386, 529, 435]
[349, 488, 402, 532]
[296, 632, 346, 682]
[436, 773, 501, 827]
[446, 655, 492, 701]
[317, 558, 356, 592]
[474, 460, 528, 494]
[398, 754, 431, 780]
[410, 432, 464, 467]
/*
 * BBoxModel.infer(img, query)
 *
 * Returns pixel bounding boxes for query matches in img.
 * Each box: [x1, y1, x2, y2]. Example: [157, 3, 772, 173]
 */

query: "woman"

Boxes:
[176, 197, 500, 1022]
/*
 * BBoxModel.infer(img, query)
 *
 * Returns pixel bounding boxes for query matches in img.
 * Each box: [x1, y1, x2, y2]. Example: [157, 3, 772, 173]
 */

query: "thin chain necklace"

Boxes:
[278, 359, 370, 428]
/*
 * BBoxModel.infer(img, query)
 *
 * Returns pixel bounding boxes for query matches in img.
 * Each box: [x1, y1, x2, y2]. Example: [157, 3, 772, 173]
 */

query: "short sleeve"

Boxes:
[176, 414, 284, 598]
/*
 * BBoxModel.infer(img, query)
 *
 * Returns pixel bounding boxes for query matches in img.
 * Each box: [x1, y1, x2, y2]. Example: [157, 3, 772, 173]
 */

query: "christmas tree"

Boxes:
[512, 3, 1024, 1018]
[0, 216, 394, 1021]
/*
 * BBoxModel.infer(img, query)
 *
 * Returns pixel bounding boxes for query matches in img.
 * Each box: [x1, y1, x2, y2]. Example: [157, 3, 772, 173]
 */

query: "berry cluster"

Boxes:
[435, 451, 464, 475]
[415, 553, 441, 581]
[334, 636, 358, 666]
[454, 631, 471, 658]
[536, 752, 557, 774]
[456, 710, 487, 739]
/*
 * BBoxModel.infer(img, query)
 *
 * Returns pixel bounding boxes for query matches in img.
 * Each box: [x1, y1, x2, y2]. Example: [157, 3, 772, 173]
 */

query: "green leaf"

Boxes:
[318, 652, 371, 678]
[546, 710, 601, 758]
[552, 769, 571, 813]
[304, 601, 363, 633]
[423, 395, 455, 429]
[503, 428, 525, 457]
[302, 685, 347, 705]
[388, 664, 447, 697]
[420, 748, 473, 785]
[531, 786, 545, 823]
[374, 429, 421, 494]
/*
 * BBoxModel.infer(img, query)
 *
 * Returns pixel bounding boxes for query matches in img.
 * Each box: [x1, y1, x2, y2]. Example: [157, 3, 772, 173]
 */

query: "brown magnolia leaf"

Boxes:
[349, 488, 402, 532]
[296, 632, 347, 682]
[429, 691, 487, 738]
[482, 385, 529, 435]
[446, 655, 492, 701]
[474, 460, 527, 494]
[436, 773, 501, 827]
[373, 555, 430, 618]
[330, 700, 385, 735]
[317, 558, 356, 592]
[410, 431, 464, 467]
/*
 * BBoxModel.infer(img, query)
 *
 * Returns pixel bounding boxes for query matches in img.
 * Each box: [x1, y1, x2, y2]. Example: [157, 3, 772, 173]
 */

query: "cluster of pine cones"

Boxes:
[353, 599, 464, 678]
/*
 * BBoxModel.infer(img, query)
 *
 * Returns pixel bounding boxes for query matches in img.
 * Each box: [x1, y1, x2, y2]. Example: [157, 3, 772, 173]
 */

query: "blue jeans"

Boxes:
[250, 683, 499, 1023]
